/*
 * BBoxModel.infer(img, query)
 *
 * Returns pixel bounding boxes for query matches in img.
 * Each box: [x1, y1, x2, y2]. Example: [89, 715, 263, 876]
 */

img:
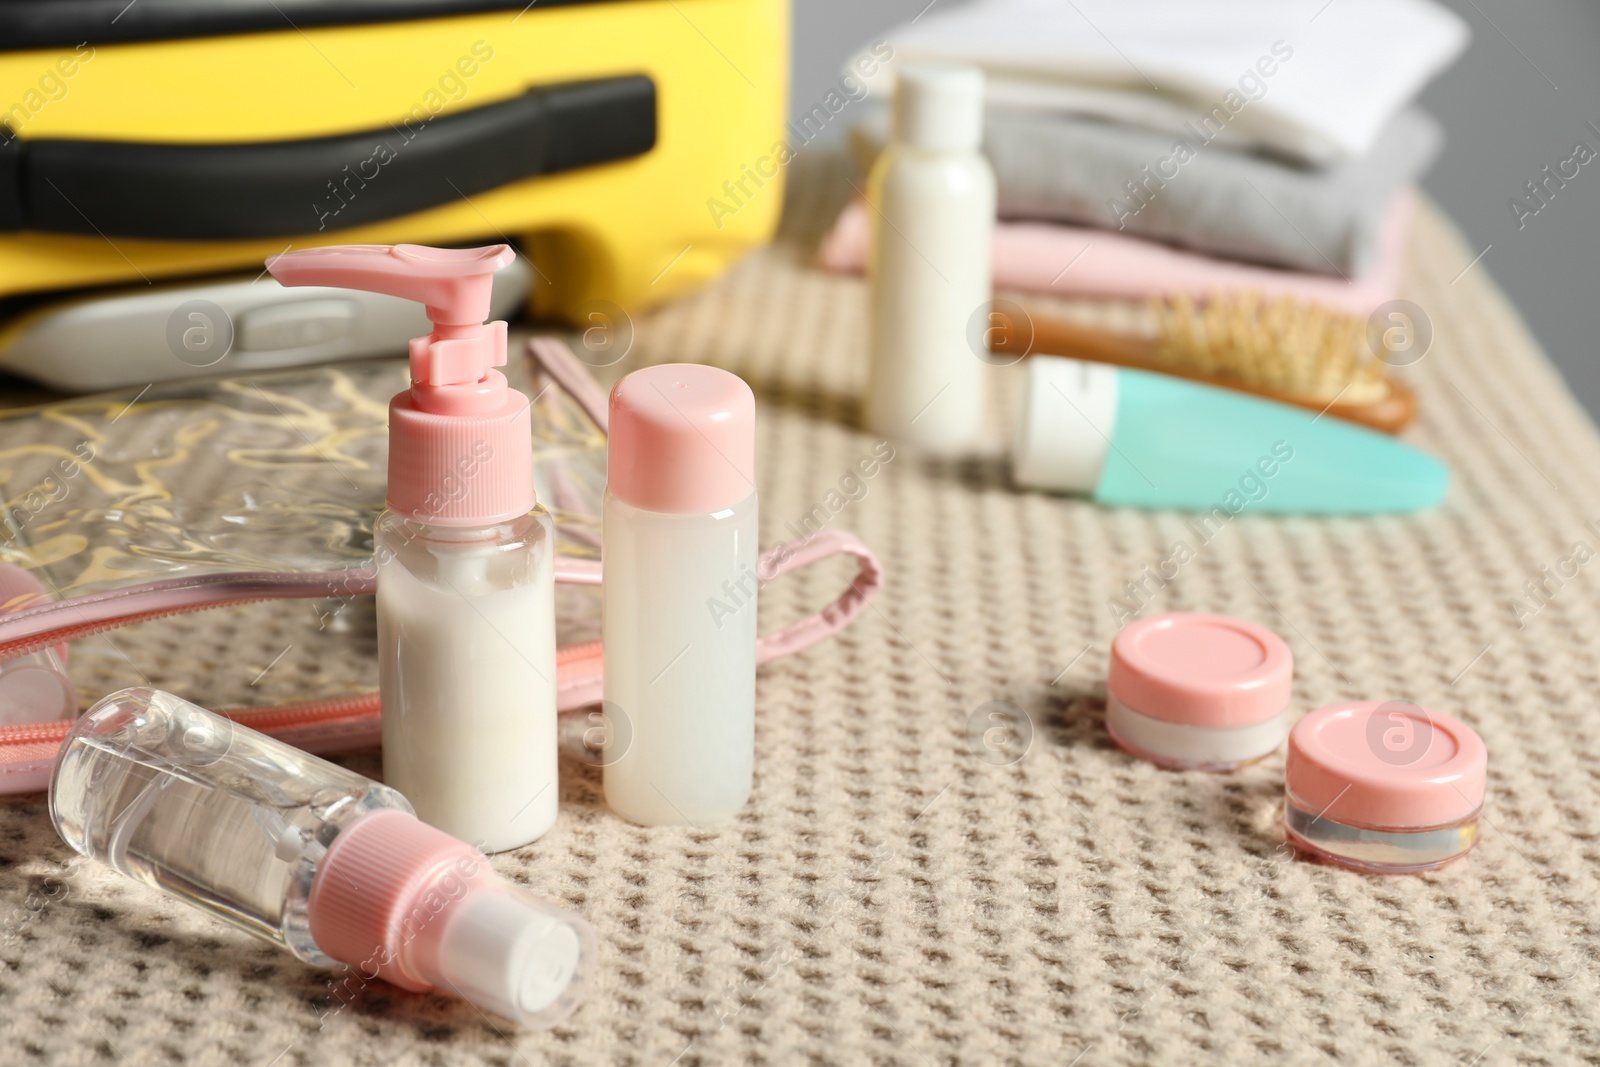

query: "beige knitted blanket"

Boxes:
[1, 152, 1595, 1065]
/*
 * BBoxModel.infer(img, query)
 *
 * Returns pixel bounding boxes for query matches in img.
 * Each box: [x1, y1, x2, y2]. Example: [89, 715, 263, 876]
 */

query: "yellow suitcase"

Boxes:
[0, 0, 789, 320]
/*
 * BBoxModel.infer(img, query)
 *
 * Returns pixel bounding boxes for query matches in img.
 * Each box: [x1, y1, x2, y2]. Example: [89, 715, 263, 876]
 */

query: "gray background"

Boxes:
[791, 0, 1600, 420]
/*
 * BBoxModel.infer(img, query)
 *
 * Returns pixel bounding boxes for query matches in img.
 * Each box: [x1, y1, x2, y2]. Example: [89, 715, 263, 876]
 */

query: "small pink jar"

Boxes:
[1285, 701, 1486, 873]
[1106, 612, 1294, 771]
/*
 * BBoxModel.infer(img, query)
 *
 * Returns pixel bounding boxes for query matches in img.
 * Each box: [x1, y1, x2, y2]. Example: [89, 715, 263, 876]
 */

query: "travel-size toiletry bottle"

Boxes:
[267, 244, 557, 852]
[1014, 354, 1450, 513]
[866, 63, 996, 455]
[50, 687, 595, 1026]
[602, 364, 758, 825]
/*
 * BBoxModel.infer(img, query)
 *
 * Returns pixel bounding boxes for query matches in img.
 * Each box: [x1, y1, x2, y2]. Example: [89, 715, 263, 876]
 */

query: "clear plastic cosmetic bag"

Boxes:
[0, 338, 881, 793]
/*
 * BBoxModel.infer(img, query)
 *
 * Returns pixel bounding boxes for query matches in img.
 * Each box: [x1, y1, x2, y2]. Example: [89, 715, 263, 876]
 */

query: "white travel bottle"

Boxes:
[601, 364, 758, 826]
[865, 63, 996, 455]
[267, 244, 558, 853]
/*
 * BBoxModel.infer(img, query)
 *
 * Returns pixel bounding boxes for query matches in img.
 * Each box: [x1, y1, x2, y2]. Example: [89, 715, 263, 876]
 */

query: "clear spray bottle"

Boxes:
[267, 244, 557, 852]
[49, 687, 595, 1026]
[601, 364, 758, 825]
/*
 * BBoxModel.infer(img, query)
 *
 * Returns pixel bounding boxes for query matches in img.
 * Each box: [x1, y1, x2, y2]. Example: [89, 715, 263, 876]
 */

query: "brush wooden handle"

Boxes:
[990, 305, 1418, 435]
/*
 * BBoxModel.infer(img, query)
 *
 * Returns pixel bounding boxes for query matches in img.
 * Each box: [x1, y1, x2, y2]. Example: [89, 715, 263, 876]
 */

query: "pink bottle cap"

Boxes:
[267, 244, 534, 526]
[307, 808, 595, 1027]
[1108, 612, 1293, 727]
[608, 364, 756, 514]
[1287, 701, 1487, 828]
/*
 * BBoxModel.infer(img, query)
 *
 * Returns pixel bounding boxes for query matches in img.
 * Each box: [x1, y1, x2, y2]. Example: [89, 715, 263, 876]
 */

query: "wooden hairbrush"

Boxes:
[990, 292, 1418, 433]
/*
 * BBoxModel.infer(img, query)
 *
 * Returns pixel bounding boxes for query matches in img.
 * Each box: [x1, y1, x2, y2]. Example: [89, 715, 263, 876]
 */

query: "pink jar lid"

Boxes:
[1108, 612, 1292, 727]
[608, 364, 756, 514]
[1287, 701, 1486, 829]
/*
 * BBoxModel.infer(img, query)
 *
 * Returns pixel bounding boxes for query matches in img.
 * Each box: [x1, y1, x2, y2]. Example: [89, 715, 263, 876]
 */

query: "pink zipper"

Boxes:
[0, 529, 879, 795]
[0, 570, 381, 660]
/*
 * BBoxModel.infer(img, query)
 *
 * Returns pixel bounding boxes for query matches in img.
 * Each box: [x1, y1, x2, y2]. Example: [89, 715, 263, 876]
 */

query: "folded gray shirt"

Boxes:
[852, 107, 1441, 277]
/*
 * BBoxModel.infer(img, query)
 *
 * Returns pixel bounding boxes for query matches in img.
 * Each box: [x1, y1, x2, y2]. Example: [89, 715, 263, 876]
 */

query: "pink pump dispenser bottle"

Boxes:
[49, 688, 595, 1026]
[266, 244, 558, 852]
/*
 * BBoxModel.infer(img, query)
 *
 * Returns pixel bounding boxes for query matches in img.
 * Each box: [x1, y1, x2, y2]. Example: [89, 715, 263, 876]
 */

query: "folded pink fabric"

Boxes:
[817, 189, 1415, 315]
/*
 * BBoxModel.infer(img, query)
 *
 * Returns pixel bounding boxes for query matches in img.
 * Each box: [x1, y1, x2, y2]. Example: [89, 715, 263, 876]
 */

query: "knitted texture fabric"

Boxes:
[1, 151, 1597, 1065]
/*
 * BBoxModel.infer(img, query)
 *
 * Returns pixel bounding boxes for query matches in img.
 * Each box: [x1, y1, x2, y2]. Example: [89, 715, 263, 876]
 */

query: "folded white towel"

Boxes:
[851, 0, 1468, 165]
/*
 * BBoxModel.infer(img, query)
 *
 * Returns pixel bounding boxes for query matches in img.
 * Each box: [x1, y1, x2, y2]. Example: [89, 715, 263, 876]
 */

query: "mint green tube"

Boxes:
[1093, 367, 1449, 514]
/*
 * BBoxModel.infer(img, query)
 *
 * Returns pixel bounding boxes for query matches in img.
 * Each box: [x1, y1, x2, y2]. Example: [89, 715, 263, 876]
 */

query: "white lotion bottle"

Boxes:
[865, 63, 996, 455]
[602, 364, 758, 826]
[267, 244, 557, 853]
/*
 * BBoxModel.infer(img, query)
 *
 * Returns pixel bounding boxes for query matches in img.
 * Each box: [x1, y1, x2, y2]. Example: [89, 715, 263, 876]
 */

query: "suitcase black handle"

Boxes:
[0, 73, 655, 240]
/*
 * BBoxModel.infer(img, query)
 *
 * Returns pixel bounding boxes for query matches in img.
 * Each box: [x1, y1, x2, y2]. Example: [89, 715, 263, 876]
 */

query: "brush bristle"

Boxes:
[1150, 292, 1391, 405]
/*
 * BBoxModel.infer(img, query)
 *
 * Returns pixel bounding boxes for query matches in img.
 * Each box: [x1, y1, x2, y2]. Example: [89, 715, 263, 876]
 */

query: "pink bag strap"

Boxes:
[756, 527, 882, 661]
[0, 531, 877, 662]
[0, 529, 882, 793]
[551, 526, 883, 708]
[528, 335, 610, 429]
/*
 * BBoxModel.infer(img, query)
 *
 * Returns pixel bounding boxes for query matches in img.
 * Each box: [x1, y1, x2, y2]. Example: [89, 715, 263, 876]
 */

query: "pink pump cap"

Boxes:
[608, 364, 756, 513]
[307, 808, 595, 1027]
[1109, 612, 1293, 727]
[266, 244, 534, 526]
[1287, 701, 1487, 828]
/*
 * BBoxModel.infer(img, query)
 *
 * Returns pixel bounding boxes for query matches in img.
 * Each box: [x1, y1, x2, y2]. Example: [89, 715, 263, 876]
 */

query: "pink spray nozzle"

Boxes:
[264, 242, 535, 525]
[307, 809, 596, 1027]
